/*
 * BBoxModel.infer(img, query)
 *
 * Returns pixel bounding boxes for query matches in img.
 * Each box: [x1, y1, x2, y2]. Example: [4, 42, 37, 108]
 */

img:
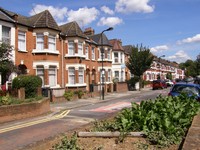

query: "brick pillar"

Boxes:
[44, 35, 48, 49]
[18, 88, 25, 99]
[75, 69, 79, 84]
[44, 69, 48, 86]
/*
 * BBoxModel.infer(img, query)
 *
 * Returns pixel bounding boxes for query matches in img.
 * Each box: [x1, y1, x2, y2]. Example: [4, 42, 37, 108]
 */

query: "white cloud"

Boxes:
[101, 6, 114, 15]
[67, 7, 99, 27]
[97, 17, 123, 27]
[115, 0, 154, 14]
[30, 4, 68, 21]
[167, 50, 191, 63]
[150, 45, 169, 53]
[177, 34, 200, 44]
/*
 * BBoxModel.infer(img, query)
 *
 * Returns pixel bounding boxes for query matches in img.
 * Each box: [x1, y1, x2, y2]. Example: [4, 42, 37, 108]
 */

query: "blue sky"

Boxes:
[1, 0, 200, 63]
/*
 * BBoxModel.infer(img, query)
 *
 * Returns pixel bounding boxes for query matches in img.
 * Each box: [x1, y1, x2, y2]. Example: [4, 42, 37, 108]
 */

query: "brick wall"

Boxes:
[116, 82, 128, 92]
[0, 98, 50, 123]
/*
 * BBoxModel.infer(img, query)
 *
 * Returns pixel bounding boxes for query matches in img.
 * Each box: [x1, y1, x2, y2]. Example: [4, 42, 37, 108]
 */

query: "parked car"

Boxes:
[165, 79, 174, 87]
[168, 83, 200, 101]
[152, 80, 167, 90]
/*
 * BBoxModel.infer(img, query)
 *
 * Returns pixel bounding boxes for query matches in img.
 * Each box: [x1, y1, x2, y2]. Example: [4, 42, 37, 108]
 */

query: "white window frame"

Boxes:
[68, 41, 75, 55]
[107, 50, 111, 60]
[78, 42, 83, 55]
[36, 66, 44, 86]
[114, 52, 119, 63]
[18, 31, 26, 51]
[68, 67, 75, 84]
[78, 67, 84, 84]
[48, 66, 57, 87]
[114, 71, 119, 80]
[2, 26, 11, 44]
[85, 46, 89, 59]
[36, 33, 44, 50]
[92, 47, 95, 60]
[48, 35, 56, 51]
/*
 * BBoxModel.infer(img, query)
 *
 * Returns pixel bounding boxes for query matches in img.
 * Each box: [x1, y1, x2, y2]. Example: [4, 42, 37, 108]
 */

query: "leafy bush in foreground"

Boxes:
[94, 94, 200, 147]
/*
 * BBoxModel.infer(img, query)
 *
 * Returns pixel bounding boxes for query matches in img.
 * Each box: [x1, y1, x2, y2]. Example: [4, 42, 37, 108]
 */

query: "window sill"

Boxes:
[65, 83, 87, 87]
[32, 49, 60, 55]
[98, 59, 112, 62]
[18, 50, 28, 53]
[65, 54, 86, 58]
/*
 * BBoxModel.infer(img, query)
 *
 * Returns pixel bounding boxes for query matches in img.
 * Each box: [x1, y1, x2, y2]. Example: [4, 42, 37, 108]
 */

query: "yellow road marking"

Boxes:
[0, 110, 70, 134]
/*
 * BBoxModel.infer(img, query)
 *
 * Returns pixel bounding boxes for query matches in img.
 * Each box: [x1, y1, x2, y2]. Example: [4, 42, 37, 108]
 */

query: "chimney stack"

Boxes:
[84, 27, 95, 36]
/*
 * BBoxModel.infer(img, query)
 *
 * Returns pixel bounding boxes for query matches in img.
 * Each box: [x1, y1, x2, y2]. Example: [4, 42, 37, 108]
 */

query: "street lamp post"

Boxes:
[100, 27, 113, 100]
[158, 55, 165, 79]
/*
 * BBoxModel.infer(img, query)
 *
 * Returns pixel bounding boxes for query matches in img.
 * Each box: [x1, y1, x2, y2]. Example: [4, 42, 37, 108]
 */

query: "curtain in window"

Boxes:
[49, 66, 56, 86]
[18, 31, 26, 51]
[48, 35, 56, 51]
[2, 26, 11, 44]
[69, 67, 75, 84]
[68, 42, 74, 55]
[36, 34, 44, 50]
[78, 42, 83, 55]
[37, 67, 44, 86]
[79, 68, 84, 84]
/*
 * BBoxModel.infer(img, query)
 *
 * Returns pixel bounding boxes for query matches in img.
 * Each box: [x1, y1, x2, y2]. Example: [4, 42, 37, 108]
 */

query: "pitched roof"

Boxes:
[28, 10, 59, 30]
[0, 7, 16, 23]
[123, 45, 133, 54]
[109, 39, 124, 51]
[59, 21, 87, 38]
[0, 7, 60, 31]
[89, 33, 112, 47]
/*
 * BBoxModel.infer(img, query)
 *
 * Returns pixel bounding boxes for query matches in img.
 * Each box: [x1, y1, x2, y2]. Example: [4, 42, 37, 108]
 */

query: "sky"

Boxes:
[1, 0, 200, 63]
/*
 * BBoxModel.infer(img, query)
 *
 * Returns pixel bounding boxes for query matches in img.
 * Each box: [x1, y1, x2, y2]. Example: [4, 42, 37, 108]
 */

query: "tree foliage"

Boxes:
[179, 54, 200, 77]
[126, 45, 154, 90]
[0, 43, 16, 84]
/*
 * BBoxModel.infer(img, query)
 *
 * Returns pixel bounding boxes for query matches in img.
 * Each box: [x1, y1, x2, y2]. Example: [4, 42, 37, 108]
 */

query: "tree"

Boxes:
[126, 45, 154, 90]
[0, 43, 16, 84]
[195, 53, 200, 75]
[179, 59, 197, 77]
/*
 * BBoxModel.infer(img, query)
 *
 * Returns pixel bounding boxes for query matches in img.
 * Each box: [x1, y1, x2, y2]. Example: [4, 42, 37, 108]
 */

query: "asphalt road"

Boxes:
[0, 88, 169, 150]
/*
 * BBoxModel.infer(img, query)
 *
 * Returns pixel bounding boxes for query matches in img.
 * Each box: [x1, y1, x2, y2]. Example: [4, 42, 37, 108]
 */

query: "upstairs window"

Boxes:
[78, 42, 83, 55]
[18, 31, 26, 51]
[85, 46, 89, 59]
[68, 41, 75, 55]
[114, 52, 119, 63]
[2, 26, 11, 44]
[92, 47, 95, 60]
[48, 35, 56, 51]
[107, 49, 111, 59]
[36, 34, 44, 50]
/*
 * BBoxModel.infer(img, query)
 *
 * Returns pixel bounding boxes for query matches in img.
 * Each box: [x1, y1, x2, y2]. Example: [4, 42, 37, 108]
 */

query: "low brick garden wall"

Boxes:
[0, 98, 50, 124]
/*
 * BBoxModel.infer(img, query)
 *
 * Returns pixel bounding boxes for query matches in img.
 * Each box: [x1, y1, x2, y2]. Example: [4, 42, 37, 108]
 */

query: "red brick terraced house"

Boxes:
[0, 7, 115, 96]
[0, 7, 184, 96]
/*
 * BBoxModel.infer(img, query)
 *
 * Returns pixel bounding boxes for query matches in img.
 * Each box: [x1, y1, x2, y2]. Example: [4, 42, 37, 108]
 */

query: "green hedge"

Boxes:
[12, 75, 42, 98]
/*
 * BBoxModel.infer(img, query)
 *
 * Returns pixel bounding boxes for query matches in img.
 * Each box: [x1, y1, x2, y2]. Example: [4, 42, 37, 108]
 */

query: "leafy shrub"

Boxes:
[52, 133, 80, 150]
[127, 76, 140, 90]
[64, 90, 74, 101]
[0, 90, 6, 96]
[12, 75, 42, 98]
[74, 90, 85, 99]
[0, 94, 12, 105]
[93, 94, 200, 147]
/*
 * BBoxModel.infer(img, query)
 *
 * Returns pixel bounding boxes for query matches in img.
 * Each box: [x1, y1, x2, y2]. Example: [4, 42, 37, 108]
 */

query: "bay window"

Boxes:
[49, 66, 57, 87]
[36, 34, 44, 50]
[48, 35, 56, 51]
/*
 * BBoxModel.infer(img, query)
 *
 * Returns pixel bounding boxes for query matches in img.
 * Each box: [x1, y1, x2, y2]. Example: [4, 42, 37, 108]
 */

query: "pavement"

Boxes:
[50, 88, 147, 116]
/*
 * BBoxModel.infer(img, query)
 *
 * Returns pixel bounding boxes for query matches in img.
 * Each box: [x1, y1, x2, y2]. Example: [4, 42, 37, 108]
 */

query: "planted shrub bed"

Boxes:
[52, 94, 200, 149]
